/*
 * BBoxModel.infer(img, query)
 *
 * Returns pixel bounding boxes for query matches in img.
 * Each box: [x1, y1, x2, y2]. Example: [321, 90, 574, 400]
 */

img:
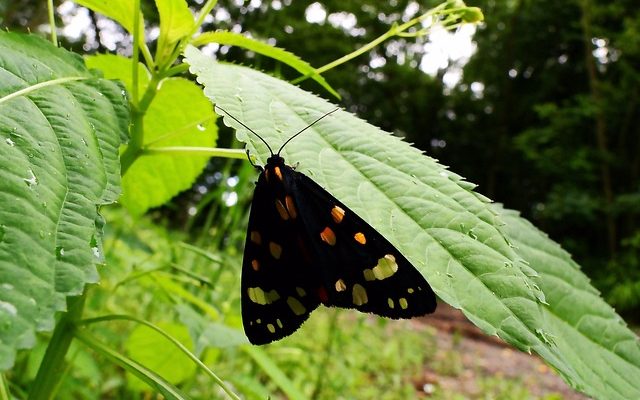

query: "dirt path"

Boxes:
[412, 303, 589, 399]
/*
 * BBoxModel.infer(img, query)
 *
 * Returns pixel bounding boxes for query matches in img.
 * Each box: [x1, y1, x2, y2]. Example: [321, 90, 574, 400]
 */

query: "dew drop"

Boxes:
[39, 230, 45, 239]
[55, 246, 65, 260]
[0, 301, 17, 316]
[467, 230, 477, 240]
[197, 124, 206, 131]
[24, 169, 38, 187]
[5, 138, 14, 146]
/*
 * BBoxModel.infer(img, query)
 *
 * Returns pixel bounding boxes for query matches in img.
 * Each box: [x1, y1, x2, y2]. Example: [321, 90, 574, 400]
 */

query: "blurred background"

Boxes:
[2, 0, 638, 398]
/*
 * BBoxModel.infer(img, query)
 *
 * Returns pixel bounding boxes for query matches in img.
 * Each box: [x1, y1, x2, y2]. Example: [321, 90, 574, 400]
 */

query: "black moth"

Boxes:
[217, 106, 437, 345]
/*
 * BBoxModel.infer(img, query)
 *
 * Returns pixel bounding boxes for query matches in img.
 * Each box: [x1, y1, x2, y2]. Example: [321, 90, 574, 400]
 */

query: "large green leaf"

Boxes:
[184, 47, 640, 399]
[86, 54, 218, 215]
[498, 205, 640, 399]
[0, 32, 128, 370]
[193, 31, 340, 99]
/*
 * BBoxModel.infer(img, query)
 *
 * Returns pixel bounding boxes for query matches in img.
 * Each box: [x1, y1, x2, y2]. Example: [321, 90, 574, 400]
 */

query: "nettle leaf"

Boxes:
[498, 205, 640, 399]
[193, 31, 340, 99]
[0, 32, 128, 370]
[184, 47, 640, 398]
[86, 54, 217, 215]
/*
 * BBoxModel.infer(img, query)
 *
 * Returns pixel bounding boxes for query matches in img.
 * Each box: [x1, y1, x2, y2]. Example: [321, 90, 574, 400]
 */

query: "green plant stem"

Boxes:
[291, 1, 470, 84]
[131, 0, 141, 104]
[28, 294, 87, 400]
[120, 0, 144, 176]
[0, 373, 10, 400]
[79, 315, 241, 400]
[47, 0, 57, 45]
[161, 63, 191, 79]
[142, 146, 247, 159]
[193, 0, 219, 34]
[120, 107, 144, 175]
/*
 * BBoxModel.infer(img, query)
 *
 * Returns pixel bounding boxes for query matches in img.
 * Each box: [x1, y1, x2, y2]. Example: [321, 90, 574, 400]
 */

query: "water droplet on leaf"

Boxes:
[23, 169, 38, 187]
[55, 246, 65, 260]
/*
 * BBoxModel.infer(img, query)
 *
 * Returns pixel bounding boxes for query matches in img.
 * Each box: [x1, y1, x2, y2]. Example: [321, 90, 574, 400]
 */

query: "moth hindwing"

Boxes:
[241, 155, 437, 345]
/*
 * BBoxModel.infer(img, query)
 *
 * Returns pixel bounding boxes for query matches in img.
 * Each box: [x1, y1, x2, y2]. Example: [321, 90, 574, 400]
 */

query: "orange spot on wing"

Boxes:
[285, 195, 297, 219]
[354, 232, 366, 244]
[331, 206, 345, 223]
[275, 199, 289, 220]
[274, 166, 283, 181]
[320, 227, 336, 246]
[251, 259, 260, 271]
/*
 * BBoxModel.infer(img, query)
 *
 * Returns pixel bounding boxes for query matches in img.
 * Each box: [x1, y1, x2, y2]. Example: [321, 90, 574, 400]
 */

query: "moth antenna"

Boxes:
[276, 108, 340, 156]
[215, 105, 274, 156]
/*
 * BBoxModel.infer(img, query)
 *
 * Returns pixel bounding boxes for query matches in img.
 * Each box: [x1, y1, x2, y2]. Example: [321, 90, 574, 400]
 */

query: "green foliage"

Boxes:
[1, 1, 639, 399]
[125, 323, 196, 389]
[499, 204, 640, 399]
[0, 31, 128, 370]
[193, 30, 340, 98]
[184, 55, 640, 399]
[87, 54, 219, 216]
[74, 0, 144, 39]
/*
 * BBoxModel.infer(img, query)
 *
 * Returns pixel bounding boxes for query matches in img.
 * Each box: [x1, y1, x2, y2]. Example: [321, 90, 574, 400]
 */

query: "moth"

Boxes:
[217, 106, 437, 345]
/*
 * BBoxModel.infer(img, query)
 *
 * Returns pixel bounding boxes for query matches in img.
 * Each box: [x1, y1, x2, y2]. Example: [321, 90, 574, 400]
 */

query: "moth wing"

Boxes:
[292, 172, 437, 318]
[241, 173, 320, 345]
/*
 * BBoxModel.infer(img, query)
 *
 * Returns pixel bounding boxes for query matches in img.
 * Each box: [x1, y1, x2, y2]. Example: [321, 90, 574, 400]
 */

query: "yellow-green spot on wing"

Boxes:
[399, 298, 408, 309]
[247, 287, 280, 305]
[352, 284, 368, 306]
[369, 254, 398, 280]
[287, 296, 307, 315]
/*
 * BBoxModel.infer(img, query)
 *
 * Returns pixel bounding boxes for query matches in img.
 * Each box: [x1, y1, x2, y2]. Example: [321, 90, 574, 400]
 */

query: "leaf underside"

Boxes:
[184, 46, 640, 399]
[0, 32, 128, 370]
